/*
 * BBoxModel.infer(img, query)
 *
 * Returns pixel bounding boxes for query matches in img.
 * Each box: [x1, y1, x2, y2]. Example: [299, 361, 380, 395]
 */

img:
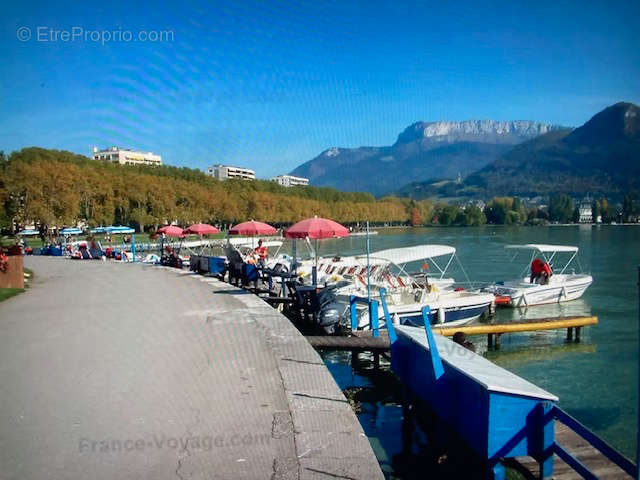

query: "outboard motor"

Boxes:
[313, 282, 348, 335]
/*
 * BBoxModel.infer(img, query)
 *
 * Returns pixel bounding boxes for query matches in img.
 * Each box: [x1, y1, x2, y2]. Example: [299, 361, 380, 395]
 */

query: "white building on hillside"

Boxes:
[92, 146, 162, 166]
[578, 200, 593, 223]
[273, 174, 309, 187]
[207, 164, 256, 181]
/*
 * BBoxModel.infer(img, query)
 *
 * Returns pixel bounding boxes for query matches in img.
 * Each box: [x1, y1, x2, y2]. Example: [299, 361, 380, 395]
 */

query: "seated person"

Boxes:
[530, 258, 552, 284]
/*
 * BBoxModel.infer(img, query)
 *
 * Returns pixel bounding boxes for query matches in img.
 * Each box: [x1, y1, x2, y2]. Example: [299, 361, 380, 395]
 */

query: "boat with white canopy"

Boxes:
[331, 244, 495, 328]
[483, 244, 593, 307]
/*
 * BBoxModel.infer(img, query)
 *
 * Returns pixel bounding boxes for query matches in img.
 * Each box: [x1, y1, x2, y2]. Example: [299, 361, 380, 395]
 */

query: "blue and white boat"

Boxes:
[335, 245, 495, 328]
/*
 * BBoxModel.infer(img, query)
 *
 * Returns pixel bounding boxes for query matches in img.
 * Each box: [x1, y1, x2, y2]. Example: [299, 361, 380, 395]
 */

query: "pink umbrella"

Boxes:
[284, 216, 349, 239]
[229, 220, 276, 236]
[184, 223, 220, 235]
[284, 217, 348, 283]
[157, 225, 185, 237]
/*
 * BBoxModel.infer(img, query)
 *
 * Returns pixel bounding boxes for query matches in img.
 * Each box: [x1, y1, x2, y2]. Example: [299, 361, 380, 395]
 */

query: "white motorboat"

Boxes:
[352, 287, 496, 329]
[334, 244, 494, 328]
[483, 244, 593, 308]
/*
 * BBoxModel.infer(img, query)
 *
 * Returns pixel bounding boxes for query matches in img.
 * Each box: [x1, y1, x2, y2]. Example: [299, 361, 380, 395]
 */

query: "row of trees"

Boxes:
[2, 148, 636, 233]
[410, 194, 637, 227]
[0, 148, 410, 231]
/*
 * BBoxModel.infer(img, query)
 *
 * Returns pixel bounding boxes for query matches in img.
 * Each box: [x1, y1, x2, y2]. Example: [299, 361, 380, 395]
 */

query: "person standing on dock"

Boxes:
[255, 239, 268, 267]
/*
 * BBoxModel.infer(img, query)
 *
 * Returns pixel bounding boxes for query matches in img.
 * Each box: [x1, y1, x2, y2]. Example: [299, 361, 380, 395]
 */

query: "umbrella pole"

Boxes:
[312, 238, 318, 285]
[292, 239, 297, 275]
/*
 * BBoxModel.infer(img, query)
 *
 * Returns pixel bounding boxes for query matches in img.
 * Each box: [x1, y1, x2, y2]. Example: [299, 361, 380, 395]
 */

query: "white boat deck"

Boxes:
[396, 325, 558, 401]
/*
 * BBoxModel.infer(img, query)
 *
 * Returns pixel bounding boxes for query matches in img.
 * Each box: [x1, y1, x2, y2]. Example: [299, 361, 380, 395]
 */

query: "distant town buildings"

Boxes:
[207, 164, 256, 181]
[578, 201, 593, 223]
[92, 146, 162, 166]
[272, 174, 309, 187]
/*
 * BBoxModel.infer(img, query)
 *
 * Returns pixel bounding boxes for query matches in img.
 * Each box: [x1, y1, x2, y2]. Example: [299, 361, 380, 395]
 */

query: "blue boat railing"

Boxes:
[546, 405, 637, 478]
[349, 288, 397, 342]
[349, 295, 380, 337]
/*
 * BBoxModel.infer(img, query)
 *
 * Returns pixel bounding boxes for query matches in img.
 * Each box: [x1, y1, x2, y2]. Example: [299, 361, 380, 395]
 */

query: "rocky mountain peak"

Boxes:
[565, 102, 640, 145]
[395, 120, 558, 145]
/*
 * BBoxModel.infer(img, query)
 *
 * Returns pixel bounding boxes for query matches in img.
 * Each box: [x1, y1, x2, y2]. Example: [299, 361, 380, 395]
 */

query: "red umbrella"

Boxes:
[229, 220, 276, 236]
[157, 225, 185, 237]
[284, 216, 349, 239]
[284, 217, 348, 284]
[184, 223, 220, 235]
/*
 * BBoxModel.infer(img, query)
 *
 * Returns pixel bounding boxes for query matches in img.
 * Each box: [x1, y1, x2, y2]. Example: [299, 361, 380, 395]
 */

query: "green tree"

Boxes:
[548, 195, 574, 223]
[623, 194, 637, 222]
[572, 206, 580, 223]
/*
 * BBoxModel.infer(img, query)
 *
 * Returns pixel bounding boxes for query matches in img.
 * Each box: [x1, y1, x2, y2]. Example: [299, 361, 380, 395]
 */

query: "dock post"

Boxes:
[370, 300, 380, 338]
[575, 326, 581, 342]
[488, 333, 494, 350]
[529, 401, 555, 479]
[374, 352, 380, 370]
[567, 327, 574, 342]
[350, 296, 358, 331]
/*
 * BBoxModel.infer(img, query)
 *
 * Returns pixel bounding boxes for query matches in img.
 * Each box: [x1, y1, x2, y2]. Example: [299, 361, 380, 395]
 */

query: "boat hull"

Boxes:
[391, 302, 490, 327]
[488, 275, 593, 308]
[346, 292, 495, 329]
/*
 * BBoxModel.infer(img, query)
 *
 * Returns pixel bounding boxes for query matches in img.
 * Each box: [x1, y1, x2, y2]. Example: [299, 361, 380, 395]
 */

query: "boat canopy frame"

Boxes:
[358, 244, 474, 287]
[505, 244, 584, 277]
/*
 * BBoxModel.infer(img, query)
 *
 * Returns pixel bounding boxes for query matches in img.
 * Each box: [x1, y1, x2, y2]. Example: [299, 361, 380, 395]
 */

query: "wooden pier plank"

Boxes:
[304, 316, 597, 351]
[514, 422, 633, 479]
[305, 331, 390, 351]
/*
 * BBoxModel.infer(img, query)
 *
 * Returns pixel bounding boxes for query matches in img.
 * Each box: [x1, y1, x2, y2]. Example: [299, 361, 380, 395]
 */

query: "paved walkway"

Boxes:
[0, 257, 382, 480]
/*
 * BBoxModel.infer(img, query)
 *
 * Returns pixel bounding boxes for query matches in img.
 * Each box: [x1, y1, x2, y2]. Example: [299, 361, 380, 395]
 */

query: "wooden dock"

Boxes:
[305, 316, 598, 352]
[512, 421, 634, 479]
[305, 330, 390, 351]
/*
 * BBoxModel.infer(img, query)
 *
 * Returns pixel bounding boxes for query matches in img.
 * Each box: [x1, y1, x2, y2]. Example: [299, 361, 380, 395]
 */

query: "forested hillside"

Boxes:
[0, 148, 410, 231]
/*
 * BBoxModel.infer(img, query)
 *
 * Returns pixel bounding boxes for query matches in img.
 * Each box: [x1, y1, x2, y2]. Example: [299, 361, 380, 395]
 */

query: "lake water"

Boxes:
[313, 225, 640, 476]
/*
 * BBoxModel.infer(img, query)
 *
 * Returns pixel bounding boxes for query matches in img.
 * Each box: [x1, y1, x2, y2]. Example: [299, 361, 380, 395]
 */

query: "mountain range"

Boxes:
[463, 102, 640, 198]
[290, 102, 640, 199]
[290, 120, 559, 195]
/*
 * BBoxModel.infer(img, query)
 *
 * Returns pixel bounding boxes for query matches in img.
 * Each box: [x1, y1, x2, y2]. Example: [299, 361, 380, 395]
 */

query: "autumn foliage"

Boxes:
[0, 147, 411, 230]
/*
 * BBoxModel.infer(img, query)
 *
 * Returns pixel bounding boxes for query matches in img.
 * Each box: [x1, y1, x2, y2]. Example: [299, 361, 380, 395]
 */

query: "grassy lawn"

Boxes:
[0, 267, 32, 303]
[0, 288, 25, 302]
[0, 288, 24, 302]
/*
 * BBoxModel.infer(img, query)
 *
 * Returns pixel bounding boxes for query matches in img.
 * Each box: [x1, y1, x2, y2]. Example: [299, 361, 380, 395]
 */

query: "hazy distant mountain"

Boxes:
[290, 120, 558, 195]
[463, 102, 640, 197]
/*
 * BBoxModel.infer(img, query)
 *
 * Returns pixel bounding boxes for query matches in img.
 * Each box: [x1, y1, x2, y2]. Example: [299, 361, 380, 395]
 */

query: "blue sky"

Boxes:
[1, 0, 639, 177]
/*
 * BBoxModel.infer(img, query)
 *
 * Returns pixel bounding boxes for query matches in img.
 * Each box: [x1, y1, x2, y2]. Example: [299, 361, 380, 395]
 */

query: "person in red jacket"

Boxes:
[530, 258, 552, 284]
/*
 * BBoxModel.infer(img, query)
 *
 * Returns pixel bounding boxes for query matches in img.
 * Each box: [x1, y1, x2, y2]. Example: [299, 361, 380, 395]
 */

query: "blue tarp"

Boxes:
[60, 228, 83, 235]
[209, 257, 226, 275]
